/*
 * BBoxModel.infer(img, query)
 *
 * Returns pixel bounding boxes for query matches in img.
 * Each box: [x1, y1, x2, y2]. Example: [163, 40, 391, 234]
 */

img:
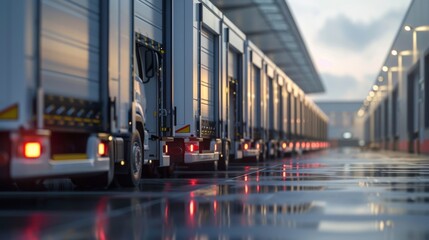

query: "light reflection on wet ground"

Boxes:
[1, 148, 429, 239]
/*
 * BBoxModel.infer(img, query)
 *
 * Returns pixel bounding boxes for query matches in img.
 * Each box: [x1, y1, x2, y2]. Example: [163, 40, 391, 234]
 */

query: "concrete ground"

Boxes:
[1, 148, 429, 239]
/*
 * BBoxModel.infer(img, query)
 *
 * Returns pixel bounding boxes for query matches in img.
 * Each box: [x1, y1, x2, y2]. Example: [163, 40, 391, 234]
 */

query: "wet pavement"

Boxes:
[1, 148, 429, 239]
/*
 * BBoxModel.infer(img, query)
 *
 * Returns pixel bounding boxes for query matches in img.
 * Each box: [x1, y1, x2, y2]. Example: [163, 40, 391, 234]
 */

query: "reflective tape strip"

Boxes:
[0, 104, 18, 120]
[52, 154, 88, 161]
[176, 124, 191, 133]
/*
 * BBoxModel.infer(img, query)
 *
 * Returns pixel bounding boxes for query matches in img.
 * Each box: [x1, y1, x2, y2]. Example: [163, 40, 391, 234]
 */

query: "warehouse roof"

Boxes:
[211, 0, 325, 93]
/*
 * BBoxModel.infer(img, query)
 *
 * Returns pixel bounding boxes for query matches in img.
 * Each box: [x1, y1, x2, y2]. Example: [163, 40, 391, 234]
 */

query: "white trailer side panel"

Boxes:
[0, 0, 36, 130]
[244, 42, 264, 140]
[172, 0, 194, 135]
[109, 0, 132, 134]
[173, 0, 221, 138]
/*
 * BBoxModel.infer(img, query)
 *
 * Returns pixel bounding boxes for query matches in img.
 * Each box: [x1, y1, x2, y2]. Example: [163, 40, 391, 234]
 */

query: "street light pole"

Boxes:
[404, 25, 429, 63]
[390, 50, 412, 89]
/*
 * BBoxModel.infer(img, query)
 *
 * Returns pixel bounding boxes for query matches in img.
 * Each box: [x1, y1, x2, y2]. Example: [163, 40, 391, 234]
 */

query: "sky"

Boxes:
[286, 0, 411, 101]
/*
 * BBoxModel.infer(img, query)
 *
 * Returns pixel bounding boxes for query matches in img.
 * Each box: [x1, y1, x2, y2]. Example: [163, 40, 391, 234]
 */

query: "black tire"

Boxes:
[117, 131, 143, 188]
[218, 141, 229, 171]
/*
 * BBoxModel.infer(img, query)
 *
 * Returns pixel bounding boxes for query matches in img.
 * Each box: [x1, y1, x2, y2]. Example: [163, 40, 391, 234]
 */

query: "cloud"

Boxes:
[317, 10, 403, 50]
[310, 73, 368, 101]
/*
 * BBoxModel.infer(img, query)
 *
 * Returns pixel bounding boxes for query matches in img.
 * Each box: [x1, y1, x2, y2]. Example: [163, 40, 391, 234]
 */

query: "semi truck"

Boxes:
[0, 0, 329, 189]
[0, 0, 172, 188]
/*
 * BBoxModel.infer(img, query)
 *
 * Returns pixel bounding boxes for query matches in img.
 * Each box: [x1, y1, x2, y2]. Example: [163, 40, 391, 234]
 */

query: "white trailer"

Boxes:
[0, 0, 112, 188]
[220, 18, 247, 165]
[265, 57, 279, 158]
[0, 0, 171, 188]
[277, 70, 293, 155]
[168, 0, 223, 169]
[242, 41, 266, 161]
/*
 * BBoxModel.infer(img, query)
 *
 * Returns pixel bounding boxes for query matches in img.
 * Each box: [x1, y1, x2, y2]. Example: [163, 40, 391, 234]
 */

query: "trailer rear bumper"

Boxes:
[10, 156, 110, 179]
[243, 149, 259, 158]
[279, 148, 293, 154]
[7, 131, 110, 180]
[184, 152, 220, 164]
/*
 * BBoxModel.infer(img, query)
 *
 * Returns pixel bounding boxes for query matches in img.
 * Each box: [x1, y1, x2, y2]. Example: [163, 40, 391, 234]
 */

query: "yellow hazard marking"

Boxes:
[52, 154, 88, 161]
[0, 104, 18, 120]
[175, 124, 190, 133]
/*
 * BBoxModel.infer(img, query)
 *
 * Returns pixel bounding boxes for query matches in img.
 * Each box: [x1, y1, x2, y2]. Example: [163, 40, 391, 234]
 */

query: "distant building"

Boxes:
[316, 102, 362, 147]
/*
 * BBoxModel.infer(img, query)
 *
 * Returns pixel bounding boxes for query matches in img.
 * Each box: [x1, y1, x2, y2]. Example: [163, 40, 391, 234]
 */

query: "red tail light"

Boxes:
[98, 142, 109, 157]
[24, 142, 42, 159]
[282, 142, 287, 149]
[256, 143, 260, 150]
[243, 143, 249, 150]
[296, 142, 300, 148]
[163, 144, 169, 154]
[186, 143, 199, 153]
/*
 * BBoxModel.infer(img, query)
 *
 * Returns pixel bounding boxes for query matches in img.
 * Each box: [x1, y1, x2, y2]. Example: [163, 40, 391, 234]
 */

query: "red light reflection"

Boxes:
[95, 198, 108, 240]
[22, 213, 45, 240]
[164, 203, 169, 224]
[213, 200, 218, 213]
[190, 179, 198, 186]
[189, 200, 195, 217]
[282, 164, 287, 179]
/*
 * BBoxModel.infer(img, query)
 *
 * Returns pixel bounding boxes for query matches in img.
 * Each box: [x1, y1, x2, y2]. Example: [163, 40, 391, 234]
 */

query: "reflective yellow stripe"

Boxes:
[52, 154, 88, 161]
[0, 104, 18, 120]
[176, 124, 191, 133]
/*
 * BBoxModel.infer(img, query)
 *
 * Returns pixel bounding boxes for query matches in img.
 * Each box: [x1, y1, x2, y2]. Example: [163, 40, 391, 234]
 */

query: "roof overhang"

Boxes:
[211, 0, 325, 93]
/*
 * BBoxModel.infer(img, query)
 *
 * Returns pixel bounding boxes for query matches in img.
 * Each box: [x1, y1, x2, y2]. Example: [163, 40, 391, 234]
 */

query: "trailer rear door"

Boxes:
[200, 27, 217, 138]
[228, 49, 242, 141]
[40, 0, 103, 131]
[252, 65, 261, 139]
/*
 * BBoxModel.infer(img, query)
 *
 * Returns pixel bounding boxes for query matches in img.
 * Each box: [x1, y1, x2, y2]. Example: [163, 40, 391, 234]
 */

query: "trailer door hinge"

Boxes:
[159, 108, 168, 117]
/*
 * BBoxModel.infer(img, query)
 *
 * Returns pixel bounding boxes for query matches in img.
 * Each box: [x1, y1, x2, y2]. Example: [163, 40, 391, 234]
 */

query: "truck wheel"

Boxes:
[218, 142, 229, 171]
[117, 131, 143, 187]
